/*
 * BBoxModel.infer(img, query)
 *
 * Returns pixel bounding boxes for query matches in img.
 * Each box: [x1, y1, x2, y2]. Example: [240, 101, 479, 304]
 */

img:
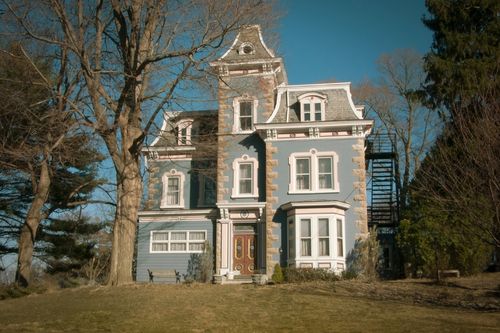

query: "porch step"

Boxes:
[221, 278, 253, 285]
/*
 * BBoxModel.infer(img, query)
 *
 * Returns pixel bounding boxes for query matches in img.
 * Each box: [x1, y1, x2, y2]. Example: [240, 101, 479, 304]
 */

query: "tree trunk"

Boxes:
[107, 159, 142, 285]
[16, 160, 51, 287]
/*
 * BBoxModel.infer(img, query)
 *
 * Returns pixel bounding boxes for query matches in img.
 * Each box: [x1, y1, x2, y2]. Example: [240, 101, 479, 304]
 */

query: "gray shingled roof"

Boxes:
[151, 110, 217, 148]
[270, 88, 360, 123]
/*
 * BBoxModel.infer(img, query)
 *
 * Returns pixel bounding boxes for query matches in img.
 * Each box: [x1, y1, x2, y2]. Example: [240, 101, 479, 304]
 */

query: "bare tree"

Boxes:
[2, 0, 278, 285]
[414, 89, 500, 252]
[354, 49, 442, 208]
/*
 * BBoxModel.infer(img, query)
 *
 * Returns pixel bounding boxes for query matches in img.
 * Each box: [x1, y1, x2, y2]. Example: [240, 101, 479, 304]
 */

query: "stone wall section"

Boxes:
[259, 76, 276, 120]
[265, 142, 279, 276]
[145, 162, 160, 210]
[216, 84, 232, 203]
[352, 138, 368, 238]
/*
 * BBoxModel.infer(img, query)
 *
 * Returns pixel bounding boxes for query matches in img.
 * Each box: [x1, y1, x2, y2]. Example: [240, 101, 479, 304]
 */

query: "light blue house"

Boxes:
[136, 25, 372, 283]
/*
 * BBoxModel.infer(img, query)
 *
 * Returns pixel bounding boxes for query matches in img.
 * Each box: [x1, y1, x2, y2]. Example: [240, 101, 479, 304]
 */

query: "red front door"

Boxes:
[233, 234, 256, 275]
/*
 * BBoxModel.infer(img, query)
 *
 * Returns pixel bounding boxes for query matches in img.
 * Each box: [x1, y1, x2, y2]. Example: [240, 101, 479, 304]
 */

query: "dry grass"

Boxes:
[0, 274, 499, 332]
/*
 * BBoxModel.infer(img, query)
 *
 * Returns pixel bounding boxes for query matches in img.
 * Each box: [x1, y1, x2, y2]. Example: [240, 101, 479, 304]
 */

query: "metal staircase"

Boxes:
[366, 133, 400, 228]
[365, 133, 401, 277]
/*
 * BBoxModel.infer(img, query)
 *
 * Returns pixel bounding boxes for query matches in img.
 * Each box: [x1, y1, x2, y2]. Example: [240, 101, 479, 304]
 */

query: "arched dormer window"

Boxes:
[298, 93, 327, 122]
[175, 119, 193, 145]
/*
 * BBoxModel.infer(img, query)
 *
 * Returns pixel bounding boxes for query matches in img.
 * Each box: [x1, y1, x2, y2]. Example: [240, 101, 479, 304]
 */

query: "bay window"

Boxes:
[318, 218, 330, 256]
[300, 219, 312, 257]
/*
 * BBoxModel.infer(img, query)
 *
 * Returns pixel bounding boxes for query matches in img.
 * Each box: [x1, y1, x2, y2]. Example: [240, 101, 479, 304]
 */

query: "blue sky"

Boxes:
[277, 0, 433, 84]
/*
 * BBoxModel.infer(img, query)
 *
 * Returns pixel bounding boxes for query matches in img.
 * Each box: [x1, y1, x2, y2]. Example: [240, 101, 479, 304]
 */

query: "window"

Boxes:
[292, 215, 345, 260]
[161, 170, 185, 208]
[233, 97, 258, 133]
[239, 42, 255, 55]
[167, 177, 180, 205]
[318, 218, 329, 256]
[295, 158, 310, 190]
[239, 163, 253, 194]
[232, 155, 258, 198]
[300, 219, 311, 257]
[239, 101, 253, 131]
[176, 119, 192, 145]
[337, 218, 344, 257]
[289, 149, 339, 193]
[318, 157, 333, 189]
[298, 93, 326, 122]
[150, 230, 207, 253]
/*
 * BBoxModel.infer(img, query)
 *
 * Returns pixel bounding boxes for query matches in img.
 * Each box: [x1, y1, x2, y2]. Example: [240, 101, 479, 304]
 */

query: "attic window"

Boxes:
[298, 93, 327, 122]
[176, 119, 193, 145]
[239, 42, 255, 55]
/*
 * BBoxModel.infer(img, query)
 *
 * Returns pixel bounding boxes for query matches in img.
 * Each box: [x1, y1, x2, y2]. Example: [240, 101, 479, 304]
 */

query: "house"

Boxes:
[136, 25, 373, 283]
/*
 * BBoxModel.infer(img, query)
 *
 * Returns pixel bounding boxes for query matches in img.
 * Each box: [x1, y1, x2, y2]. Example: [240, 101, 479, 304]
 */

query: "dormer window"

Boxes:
[298, 93, 327, 122]
[176, 119, 193, 145]
[239, 42, 255, 55]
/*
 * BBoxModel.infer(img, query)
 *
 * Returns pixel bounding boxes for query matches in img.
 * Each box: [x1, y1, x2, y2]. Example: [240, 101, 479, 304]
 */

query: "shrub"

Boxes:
[186, 241, 213, 283]
[283, 268, 340, 283]
[271, 264, 284, 284]
[346, 231, 379, 281]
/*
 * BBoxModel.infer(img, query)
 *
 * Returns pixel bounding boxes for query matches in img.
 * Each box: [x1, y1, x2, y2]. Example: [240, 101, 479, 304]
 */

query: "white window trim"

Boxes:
[295, 215, 345, 260]
[232, 96, 258, 133]
[288, 149, 339, 194]
[176, 119, 193, 146]
[231, 155, 259, 198]
[298, 93, 327, 122]
[161, 169, 185, 208]
[150, 230, 207, 253]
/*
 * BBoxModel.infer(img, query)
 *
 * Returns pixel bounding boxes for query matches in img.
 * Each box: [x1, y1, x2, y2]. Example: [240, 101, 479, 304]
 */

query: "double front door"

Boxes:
[233, 233, 256, 275]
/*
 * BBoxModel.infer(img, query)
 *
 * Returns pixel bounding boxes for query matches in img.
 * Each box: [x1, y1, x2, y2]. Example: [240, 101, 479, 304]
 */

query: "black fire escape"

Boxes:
[365, 133, 400, 277]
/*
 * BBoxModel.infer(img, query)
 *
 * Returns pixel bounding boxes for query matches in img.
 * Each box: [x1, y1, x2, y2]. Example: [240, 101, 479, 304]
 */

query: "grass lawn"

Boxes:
[0, 279, 499, 332]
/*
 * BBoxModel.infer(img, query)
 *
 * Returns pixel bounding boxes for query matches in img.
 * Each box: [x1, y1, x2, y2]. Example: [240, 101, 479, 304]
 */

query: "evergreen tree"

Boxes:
[404, 0, 500, 274]
[0, 45, 104, 286]
[423, 0, 500, 114]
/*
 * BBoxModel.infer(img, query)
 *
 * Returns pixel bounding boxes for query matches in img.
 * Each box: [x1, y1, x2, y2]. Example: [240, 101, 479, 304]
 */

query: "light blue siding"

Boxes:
[136, 220, 214, 282]
[269, 137, 361, 264]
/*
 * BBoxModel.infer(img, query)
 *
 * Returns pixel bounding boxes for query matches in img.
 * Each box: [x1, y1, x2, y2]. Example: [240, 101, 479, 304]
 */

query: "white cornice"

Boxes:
[216, 202, 267, 209]
[280, 201, 351, 211]
[141, 146, 196, 152]
[210, 58, 283, 67]
[138, 209, 217, 223]
[139, 209, 214, 216]
[255, 119, 373, 130]
[283, 82, 352, 91]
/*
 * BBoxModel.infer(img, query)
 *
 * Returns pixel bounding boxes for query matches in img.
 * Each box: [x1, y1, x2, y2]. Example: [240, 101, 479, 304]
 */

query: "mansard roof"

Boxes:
[217, 25, 275, 63]
[266, 82, 364, 123]
[147, 110, 217, 149]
